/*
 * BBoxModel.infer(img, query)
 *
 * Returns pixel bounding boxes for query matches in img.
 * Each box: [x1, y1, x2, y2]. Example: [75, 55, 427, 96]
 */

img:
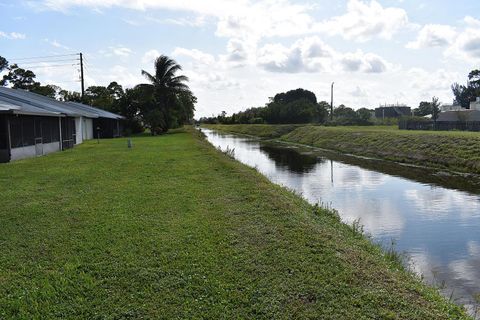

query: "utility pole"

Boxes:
[79, 52, 85, 99]
[330, 82, 334, 121]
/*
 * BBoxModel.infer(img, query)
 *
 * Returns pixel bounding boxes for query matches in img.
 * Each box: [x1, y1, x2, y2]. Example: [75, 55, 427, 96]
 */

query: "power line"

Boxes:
[19, 63, 80, 69]
[17, 58, 80, 65]
[8, 53, 79, 61]
[8, 52, 86, 93]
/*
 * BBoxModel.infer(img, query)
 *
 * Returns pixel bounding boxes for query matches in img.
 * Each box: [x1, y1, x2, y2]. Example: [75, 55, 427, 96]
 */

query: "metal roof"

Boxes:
[0, 87, 98, 118]
[67, 102, 124, 120]
[0, 95, 63, 117]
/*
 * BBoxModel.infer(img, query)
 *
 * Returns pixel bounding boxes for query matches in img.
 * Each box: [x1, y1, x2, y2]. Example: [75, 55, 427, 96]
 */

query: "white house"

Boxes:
[0, 87, 124, 163]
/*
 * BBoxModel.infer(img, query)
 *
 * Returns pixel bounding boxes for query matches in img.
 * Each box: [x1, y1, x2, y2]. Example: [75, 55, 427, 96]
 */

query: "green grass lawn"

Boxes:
[0, 128, 469, 319]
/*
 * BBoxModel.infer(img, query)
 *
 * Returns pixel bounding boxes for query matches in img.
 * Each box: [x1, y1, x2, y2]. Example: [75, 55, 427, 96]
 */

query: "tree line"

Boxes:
[0, 55, 196, 134]
[200, 88, 377, 126]
[201, 68, 480, 127]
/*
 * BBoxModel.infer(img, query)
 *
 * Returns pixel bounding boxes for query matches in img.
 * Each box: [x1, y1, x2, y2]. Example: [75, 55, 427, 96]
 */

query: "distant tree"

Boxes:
[83, 85, 115, 110]
[30, 84, 61, 99]
[58, 89, 82, 102]
[107, 81, 124, 100]
[356, 108, 373, 123]
[414, 101, 433, 117]
[451, 83, 474, 109]
[334, 105, 356, 119]
[0, 56, 8, 73]
[0, 64, 38, 89]
[468, 69, 480, 89]
[273, 88, 317, 105]
[451, 69, 480, 109]
[140, 55, 192, 134]
[316, 101, 330, 123]
[172, 91, 196, 126]
[115, 87, 144, 134]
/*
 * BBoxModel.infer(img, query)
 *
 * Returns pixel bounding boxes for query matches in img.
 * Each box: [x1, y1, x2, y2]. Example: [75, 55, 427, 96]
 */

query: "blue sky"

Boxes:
[1, 0, 479, 117]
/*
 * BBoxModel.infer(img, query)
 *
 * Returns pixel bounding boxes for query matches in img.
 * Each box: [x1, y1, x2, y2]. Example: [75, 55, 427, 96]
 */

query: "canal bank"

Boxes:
[0, 128, 468, 319]
[204, 124, 480, 174]
[202, 127, 480, 318]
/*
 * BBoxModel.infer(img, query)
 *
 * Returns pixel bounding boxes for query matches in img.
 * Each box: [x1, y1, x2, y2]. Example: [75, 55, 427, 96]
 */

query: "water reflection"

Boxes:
[259, 144, 320, 173]
[203, 128, 480, 314]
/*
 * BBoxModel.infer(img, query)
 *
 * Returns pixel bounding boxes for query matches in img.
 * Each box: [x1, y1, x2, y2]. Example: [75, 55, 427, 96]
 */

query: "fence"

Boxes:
[399, 119, 480, 132]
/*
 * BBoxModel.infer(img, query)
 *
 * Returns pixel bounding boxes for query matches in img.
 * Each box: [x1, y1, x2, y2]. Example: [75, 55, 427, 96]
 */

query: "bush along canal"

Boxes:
[202, 127, 480, 318]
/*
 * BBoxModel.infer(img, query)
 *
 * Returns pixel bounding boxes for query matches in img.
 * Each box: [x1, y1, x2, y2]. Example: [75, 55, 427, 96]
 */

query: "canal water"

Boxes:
[202, 128, 480, 315]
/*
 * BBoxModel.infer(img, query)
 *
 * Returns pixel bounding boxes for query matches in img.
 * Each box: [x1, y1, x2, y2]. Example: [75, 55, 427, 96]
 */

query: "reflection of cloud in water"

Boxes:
[409, 245, 480, 317]
[335, 195, 405, 238]
[331, 163, 388, 190]
[404, 188, 480, 220]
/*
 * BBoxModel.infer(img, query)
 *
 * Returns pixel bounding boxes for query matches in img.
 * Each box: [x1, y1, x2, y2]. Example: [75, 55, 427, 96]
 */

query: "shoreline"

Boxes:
[203, 124, 480, 177]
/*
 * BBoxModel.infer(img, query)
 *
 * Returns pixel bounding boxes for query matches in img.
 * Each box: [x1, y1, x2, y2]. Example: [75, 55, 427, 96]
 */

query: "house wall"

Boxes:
[75, 117, 83, 145]
[10, 142, 60, 161]
[83, 117, 93, 140]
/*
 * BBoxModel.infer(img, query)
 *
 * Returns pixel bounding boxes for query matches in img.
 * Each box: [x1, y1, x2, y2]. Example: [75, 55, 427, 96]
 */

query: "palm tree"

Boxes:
[139, 55, 191, 134]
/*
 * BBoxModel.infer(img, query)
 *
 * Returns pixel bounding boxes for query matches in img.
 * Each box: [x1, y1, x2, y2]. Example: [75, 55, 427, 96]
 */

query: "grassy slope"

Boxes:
[203, 124, 301, 138]
[206, 124, 480, 174]
[0, 129, 469, 319]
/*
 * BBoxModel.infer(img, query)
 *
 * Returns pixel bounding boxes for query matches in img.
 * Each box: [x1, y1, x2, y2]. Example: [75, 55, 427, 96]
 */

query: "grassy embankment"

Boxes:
[205, 124, 480, 174]
[0, 128, 469, 319]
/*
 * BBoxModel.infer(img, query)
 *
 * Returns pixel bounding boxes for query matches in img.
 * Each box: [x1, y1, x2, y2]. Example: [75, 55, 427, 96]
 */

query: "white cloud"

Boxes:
[350, 86, 367, 97]
[406, 16, 480, 61]
[257, 36, 389, 74]
[433, 17, 480, 61]
[406, 68, 461, 102]
[223, 38, 250, 64]
[0, 31, 26, 40]
[172, 48, 215, 66]
[406, 24, 457, 49]
[142, 49, 161, 65]
[448, 27, 480, 60]
[101, 65, 143, 87]
[257, 37, 334, 73]
[44, 38, 70, 50]
[464, 16, 480, 28]
[340, 51, 388, 73]
[35, 0, 409, 44]
[316, 0, 410, 42]
[162, 16, 207, 27]
[111, 46, 132, 57]
[99, 46, 133, 58]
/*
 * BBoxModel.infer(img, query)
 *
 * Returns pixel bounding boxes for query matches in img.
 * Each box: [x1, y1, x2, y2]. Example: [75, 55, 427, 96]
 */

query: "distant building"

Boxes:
[440, 101, 464, 112]
[375, 105, 411, 118]
[437, 109, 480, 122]
[470, 97, 480, 111]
